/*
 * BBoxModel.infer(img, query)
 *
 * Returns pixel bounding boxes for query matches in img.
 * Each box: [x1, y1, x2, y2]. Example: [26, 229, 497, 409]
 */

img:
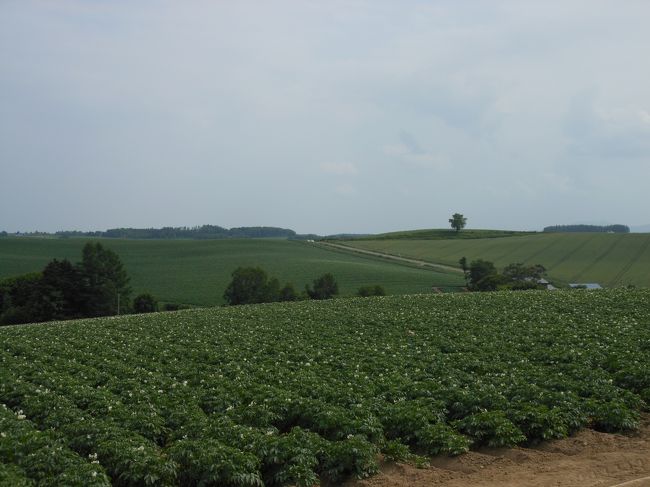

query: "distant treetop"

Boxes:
[543, 224, 630, 233]
[54, 225, 298, 240]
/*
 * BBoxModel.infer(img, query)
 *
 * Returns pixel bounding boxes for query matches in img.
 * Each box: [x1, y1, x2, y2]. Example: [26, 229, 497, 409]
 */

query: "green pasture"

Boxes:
[360, 228, 536, 240]
[343, 232, 650, 288]
[0, 238, 463, 306]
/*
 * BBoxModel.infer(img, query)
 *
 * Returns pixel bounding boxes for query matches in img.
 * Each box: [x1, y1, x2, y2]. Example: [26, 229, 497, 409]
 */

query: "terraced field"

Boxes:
[1, 290, 649, 485]
[0, 238, 462, 306]
[342, 233, 650, 288]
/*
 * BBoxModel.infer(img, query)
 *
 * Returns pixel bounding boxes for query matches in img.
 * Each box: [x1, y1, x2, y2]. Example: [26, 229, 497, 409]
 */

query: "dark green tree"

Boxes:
[133, 293, 158, 313]
[279, 283, 298, 302]
[0, 273, 43, 325]
[78, 242, 131, 317]
[306, 273, 339, 300]
[223, 267, 280, 305]
[357, 285, 386, 297]
[449, 213, 467, 233]
[468, 259, 499, 291]
[459, 256, 470, 287]
[34, 259, 86, 321]
[502, 263, 546, 281]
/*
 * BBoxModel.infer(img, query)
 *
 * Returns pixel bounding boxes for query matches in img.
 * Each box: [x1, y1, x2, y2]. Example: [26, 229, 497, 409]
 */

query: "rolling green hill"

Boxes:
[354, 228, 536, 240]
[342, 232, 650, 288]
[0, 238, 463, 306]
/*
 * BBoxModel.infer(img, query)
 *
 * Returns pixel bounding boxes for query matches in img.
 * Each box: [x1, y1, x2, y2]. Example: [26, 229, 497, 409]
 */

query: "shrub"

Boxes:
[223, 267, 279, 305]
[132, 294, 158, 313]
[357, 285, 386, 297]
[306, 274, 338, 300]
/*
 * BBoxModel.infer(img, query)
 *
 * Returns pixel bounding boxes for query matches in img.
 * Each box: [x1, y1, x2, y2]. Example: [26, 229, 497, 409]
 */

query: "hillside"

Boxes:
[341, 232, 650, 288]
[1, 290, 649, 485]
[350, 228, 535, 240]
[0, 238, 462, 306]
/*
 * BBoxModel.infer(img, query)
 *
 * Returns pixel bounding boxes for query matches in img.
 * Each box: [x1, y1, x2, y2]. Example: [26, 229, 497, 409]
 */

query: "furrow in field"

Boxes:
[608, 236, 650, 287]
[545, 234, 598, 275]
[569, 235, 623, 283]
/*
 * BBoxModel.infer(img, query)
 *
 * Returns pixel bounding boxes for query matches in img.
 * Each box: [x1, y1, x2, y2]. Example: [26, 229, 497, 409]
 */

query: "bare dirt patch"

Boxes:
[346, 414, 650, 487]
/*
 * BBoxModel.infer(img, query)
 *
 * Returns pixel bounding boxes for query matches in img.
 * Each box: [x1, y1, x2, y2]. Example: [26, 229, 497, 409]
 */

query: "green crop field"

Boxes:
[359, 228, 536, 240]
[342, 232, 650, 288]
[1, 290, 649, 485]
[0, 238, 462, 306]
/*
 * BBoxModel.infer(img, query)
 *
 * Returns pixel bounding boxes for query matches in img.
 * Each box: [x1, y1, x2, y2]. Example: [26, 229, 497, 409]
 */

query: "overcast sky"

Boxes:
[1, 1, 649, 235]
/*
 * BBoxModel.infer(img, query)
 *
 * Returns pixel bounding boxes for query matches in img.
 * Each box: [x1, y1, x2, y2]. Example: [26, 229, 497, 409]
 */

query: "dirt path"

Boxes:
[317, 241, 463, 274]
[347, 414, 650, 487]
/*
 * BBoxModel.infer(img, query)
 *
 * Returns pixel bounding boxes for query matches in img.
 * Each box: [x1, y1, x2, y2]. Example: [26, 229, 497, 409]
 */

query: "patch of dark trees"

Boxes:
[459, 257, 548, 291]
[56, 225, 299, 239]
[0, 242, 159, 326]
[543, 224, 630, 233]
[223, 267, 385, 305]
[0, 226, 308, 239]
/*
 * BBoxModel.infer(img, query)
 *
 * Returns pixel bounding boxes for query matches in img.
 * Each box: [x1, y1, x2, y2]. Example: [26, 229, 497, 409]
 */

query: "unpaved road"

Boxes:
[317, 241, 463, 274]
[347, 414, 650, 487]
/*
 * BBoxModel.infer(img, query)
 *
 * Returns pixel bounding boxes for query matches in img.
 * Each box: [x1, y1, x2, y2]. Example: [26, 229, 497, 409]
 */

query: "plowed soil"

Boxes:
[346, 414, 650, 487]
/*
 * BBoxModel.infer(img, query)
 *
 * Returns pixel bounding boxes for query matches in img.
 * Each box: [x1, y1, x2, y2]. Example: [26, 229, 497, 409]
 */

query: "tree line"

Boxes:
[222, 267, 385, 305]
[543, 224, 629, 233]
[459, 257, 548, 292]
[0, 243, 156, 326]
[55, 225, 298, 239]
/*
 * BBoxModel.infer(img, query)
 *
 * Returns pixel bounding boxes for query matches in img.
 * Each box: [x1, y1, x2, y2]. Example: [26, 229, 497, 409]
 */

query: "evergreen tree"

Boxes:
[78, 242, 131, 316]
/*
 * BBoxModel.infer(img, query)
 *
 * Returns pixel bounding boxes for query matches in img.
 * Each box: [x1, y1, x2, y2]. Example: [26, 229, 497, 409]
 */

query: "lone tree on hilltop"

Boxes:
[449, 213, 467, 233]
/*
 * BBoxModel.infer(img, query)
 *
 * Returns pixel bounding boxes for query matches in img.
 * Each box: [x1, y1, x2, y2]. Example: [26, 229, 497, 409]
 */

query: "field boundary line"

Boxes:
[317, 241, 463, 274]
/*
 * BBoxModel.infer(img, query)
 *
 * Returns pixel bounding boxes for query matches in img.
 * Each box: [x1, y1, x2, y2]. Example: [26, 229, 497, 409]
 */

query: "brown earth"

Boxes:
[345, 414, 650, 487]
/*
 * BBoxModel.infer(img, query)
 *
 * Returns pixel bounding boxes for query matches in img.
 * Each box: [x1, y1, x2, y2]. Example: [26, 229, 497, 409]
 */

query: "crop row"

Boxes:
[1, 289, 649, 485]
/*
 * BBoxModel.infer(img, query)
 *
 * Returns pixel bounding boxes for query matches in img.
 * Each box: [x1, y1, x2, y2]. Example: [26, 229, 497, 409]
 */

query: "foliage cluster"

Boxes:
[0, 243, 135, 325]
[461, 258, 548, 291]
[543, 224, 630, 233]
[356, 285, 386, 297]
[50, 225, 297, 240]
[224, 268, 340, 305]
[224, 267, 299, 305]
[0, 290, 648, 485]
[448, 213, 467, 233]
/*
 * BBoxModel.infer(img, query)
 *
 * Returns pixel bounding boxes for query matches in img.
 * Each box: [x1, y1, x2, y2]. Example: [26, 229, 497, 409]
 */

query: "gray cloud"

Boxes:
[1, 0, 650, 234]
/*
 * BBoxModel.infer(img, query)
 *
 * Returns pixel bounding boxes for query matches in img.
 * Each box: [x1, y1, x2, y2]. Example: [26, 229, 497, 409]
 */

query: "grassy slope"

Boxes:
[0, 238, 463, 305]
[343, 232, 650, 287]
[358, 228, 536, 240]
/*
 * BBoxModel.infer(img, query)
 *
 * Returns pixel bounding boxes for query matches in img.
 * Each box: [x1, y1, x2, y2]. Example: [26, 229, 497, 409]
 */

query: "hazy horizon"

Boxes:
[2, 1, 649, 235]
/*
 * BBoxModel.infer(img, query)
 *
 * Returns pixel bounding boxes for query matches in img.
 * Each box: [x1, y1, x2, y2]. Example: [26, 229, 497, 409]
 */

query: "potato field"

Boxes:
[1, 290, 649, 486]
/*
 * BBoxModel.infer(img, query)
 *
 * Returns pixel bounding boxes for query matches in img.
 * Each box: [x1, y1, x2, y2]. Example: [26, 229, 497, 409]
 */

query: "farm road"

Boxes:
[317, 241, 463, 274]
[347, 414, 650, 487]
